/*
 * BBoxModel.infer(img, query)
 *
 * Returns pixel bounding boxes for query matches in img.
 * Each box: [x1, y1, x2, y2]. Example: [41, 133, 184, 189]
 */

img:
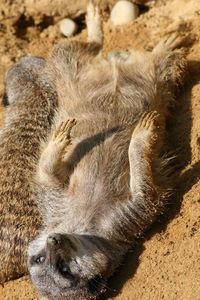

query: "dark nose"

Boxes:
[46, 233, 77, 254]
[46, 234, 63, 266]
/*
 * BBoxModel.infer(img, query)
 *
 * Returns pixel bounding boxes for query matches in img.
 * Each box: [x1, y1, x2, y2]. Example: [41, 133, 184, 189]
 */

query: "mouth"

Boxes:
[87, 275, 106, 296]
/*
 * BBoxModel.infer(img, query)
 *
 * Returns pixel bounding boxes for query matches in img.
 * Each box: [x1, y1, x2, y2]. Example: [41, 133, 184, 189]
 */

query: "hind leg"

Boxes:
[87, 2, 103, 45]
[149, 34, 187, 116]
[152, 33, 187, 91]
[49, 3, 103, 97]
[52, 2, 103, 62]
[126, 34, 187, 117]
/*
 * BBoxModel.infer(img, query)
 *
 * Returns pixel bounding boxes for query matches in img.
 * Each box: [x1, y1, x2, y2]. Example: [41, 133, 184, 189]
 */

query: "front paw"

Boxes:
[131, 111, 165, 155]
[38, 119, 76, 180]
[52, 119, 77, 148]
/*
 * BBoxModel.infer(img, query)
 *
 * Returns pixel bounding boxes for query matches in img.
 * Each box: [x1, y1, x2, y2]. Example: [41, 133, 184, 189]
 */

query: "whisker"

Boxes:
[92, 276, 118, 293]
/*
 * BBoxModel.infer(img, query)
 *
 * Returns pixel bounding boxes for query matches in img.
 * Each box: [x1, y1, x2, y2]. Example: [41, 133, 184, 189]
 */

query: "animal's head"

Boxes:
[4, 56, 46, 106]
[28, 232, 117, 299]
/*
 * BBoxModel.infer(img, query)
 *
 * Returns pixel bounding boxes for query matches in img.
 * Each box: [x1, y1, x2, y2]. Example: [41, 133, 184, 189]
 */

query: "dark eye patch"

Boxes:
[56, 258, 74, 280]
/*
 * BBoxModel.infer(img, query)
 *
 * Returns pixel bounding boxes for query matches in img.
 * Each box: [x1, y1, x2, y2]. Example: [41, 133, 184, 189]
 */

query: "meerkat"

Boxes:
[0, 56, 58, 283]
[28, 3, 187, 299]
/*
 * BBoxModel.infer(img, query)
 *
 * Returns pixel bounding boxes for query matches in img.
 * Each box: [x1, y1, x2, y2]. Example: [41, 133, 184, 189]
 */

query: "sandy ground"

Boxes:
[0, 0, 200, 299]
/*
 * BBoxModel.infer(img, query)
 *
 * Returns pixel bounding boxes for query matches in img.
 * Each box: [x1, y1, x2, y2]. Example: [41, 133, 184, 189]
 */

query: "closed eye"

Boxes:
[30, 252, 46, 266]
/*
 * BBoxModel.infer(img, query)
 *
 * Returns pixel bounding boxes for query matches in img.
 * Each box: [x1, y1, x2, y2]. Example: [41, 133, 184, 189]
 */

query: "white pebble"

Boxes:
[110, 1, 139, 26]
[59, 18, 78, 37]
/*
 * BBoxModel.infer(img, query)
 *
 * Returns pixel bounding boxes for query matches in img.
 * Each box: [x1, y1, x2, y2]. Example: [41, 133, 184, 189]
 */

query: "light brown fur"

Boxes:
[27, 4, 187, 299]
[0, 56, 58, 282]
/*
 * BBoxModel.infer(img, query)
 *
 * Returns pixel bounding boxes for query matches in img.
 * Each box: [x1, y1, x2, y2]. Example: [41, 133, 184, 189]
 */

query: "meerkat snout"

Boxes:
[28, 233, 113, 299]
[29, 234, 76, 268]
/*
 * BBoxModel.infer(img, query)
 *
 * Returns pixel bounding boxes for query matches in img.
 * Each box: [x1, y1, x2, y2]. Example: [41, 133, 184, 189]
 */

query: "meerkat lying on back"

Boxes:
[0, 56, 58, 282]
[28, 3, 187, 299]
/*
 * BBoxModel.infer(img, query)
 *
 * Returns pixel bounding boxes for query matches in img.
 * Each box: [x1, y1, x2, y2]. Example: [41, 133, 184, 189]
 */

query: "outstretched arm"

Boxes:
[36, 119, 76, 187]
[103, 111, 167, 244]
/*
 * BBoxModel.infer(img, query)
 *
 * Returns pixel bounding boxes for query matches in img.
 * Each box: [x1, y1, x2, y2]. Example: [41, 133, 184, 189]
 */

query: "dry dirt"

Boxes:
[0, 0, 200, 299]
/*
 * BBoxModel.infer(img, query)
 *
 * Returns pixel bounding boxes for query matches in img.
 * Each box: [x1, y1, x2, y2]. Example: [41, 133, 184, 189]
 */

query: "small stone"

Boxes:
[110, 1, 139, 26]
[163, 250, 170, 256]
[59, 18, 78, 37]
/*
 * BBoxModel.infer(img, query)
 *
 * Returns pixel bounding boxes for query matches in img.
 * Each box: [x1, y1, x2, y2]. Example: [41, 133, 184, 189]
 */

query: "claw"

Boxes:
[153, 33, 184, 54]
[53, 119, 76, 140]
